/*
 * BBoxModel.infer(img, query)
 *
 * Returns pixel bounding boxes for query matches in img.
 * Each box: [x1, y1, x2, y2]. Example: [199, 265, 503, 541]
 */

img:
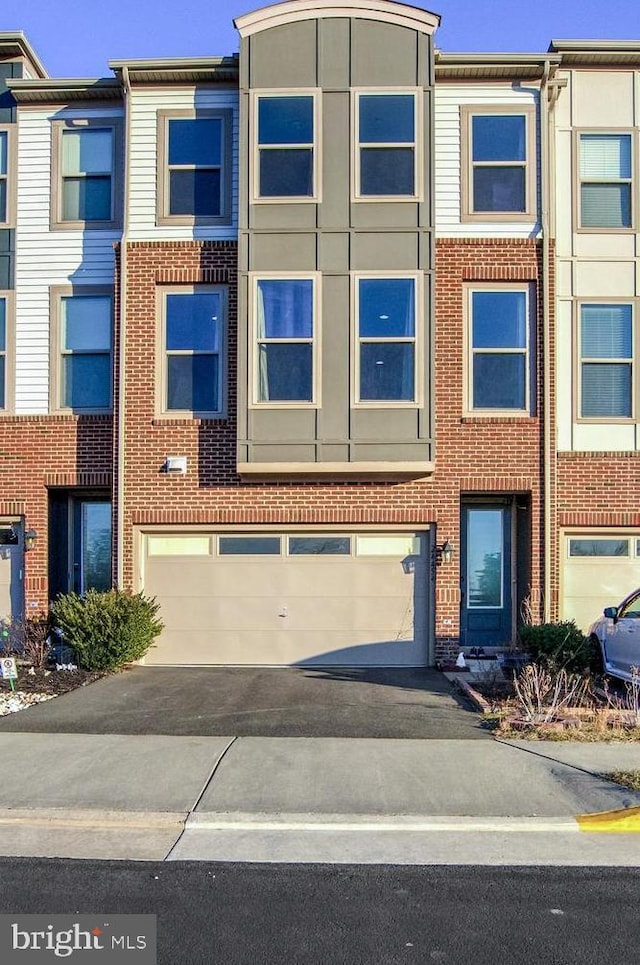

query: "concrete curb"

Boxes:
[577, 805, 640, 833]
[186, 812, 579, 833]
[0, 808, 187, 830]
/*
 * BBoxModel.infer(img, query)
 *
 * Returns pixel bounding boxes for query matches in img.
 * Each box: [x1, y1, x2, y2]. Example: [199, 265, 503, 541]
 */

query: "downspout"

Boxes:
[116, 65, 131, 588]
[540, 58, 561, 623]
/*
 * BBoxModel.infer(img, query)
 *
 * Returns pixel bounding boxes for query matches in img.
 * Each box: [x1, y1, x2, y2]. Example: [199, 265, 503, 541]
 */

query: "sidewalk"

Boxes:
[0, 733, 639, 864]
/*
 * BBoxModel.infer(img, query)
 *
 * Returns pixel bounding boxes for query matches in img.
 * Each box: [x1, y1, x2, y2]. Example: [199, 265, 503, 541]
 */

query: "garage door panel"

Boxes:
[561, 533, 640, 631]
[146, 629, 423, 667]
[142, 530, 430, 666]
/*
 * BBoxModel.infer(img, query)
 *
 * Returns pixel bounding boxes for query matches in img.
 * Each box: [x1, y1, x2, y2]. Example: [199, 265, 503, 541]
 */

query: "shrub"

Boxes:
[51, 589, 164, 672]
[518, 620, 600, 674]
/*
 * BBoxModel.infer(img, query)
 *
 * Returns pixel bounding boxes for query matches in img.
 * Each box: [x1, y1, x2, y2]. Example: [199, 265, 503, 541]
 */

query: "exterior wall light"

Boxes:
[434, 540, 454, 567]
[24, 528, 38, 551]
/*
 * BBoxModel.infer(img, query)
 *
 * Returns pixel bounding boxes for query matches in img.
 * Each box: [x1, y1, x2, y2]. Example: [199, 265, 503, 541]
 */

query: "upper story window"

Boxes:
[467, 287, 532, 414]
[253, 277, 317, 404]
[254, 93, 317, 200]
[579, 303, 633, 420]
[354, 92, 419, 199]
[52, 290, 113, 412]
[0, 127, 11, 226]
[160, 287, 227, 417]
[355, 276, 418, 404]
[461, 107, 536, 221]
[578, 134, 632, 230]
[157, 110, 232, 226]
[51, 119, 122, 230]
[0, 294, 9, 410]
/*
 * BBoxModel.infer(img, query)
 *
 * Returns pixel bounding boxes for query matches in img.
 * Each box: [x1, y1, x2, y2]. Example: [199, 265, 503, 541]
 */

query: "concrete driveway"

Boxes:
[0, 667, 489, 739]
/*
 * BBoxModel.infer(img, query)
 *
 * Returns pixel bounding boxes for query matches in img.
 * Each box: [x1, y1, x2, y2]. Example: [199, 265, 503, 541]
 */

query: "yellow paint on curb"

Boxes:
[577, 806, 640, 833]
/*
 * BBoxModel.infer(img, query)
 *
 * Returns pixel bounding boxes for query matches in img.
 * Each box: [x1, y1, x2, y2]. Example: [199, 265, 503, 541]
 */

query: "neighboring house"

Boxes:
[0, 1, 637, 667]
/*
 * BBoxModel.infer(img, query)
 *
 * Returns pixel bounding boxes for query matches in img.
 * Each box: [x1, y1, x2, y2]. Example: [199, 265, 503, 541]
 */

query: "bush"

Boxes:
[518, 620, 600, 674]
[51, 589, 164, 672]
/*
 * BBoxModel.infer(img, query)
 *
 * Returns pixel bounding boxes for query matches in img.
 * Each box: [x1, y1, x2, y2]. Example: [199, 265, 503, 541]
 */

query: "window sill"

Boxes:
[151, 416, 229, 426]
[461, 415, 538, 425]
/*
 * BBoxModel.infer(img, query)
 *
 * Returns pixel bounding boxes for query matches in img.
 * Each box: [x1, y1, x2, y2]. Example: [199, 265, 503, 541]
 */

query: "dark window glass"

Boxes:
[360, 343, 414, 401]
[473, 167, 525, 213]
[581, 184, 631, 228]
[0, 299, 5, 352]
[169, 170, 221, 217]
[473, 354, 526, 409]
[258, 343, 313, 402]
[167, 355, 219, 411]
[219, 536, 281, 555]
[257, 280, 313, 339]
[62, 177, 112, 221]
[472, 291, 526, 348]
[472, 115, 526, 161]
[359, 95, 414, 143]
[569, 539, 629, 557]
[0, 359, 4, 409]
[258, 97, 313, 145]
[288, 537, 351, 555]
[581, 364, 632, 418]
[360, 147, 414, 196]
[166, 293, 221, 351]
[0, 181, 6, 223]
[259, 149, 313, 197]
[168, 118, 221, 166]
[62, 354, 111, 409]
[359, 279, 415, 338]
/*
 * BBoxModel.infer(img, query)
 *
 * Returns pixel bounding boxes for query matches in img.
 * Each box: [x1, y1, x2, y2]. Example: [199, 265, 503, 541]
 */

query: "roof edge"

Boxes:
[0, 31, 48, 79]
[235, 0, 440, 38]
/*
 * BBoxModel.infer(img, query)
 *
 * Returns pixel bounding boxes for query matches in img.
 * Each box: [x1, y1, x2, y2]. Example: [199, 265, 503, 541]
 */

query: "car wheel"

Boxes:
[589, 634, 606, 675]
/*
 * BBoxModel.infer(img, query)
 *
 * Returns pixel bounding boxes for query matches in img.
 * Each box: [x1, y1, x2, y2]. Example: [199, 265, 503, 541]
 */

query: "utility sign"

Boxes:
[0, 658, 17, 679]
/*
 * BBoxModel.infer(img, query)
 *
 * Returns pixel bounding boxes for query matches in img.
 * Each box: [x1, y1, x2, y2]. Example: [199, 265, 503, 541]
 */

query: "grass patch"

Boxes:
[601, 770, 640, 791]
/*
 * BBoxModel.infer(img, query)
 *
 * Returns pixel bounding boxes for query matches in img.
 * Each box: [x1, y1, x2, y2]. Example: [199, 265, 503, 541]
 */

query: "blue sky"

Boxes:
[7, 0, 640, 77]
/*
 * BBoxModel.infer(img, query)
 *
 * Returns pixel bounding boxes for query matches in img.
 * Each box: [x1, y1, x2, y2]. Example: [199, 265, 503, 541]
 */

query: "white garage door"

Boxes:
[141, 530, 430, 666]
[561, 532, 640, 631]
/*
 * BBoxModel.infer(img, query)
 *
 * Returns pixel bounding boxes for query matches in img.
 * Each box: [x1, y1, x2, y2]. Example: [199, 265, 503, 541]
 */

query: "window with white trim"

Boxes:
[254, 278, 315, 403]
[0, 128, 9, 225]
[255, 94, 315, 199]
[52, 119, 122, 229]
[160, 287, 226, 416]
[468, 288, 531, 413]
[56, 292, 113, 412]
[158, 111, 232, 224]
[356, 277, 417, 403]
[579, 303, 633, 419]
[355, 92, 418, 198]
[0, 295, 7, 409]
[579, 133, 632, 229]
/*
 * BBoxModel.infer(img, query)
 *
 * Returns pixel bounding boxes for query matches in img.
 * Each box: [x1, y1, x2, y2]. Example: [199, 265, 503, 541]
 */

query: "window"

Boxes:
[157, 110, 232, 225]
[0, 294, 8, 409]
[253, 277, 316, 404]
[468, 288, 531, 413]
[355, 276, 417, 403]
[579, 304, 633, 419]
[288, 537, 351, 555]
[254, 93, 316, 199]
[160, 287, 226, 416]
[578, 133, 632, 229]
[0, 127, 11, 225]
[355, 92, 418, 198]
[569, 538, 629, 557]
[462, 107, 535, 220]
[51, 290, 113, 412]
[147, 536, 211, 556]
[52, 119, 121, 229]
[218, 536, 281, 555]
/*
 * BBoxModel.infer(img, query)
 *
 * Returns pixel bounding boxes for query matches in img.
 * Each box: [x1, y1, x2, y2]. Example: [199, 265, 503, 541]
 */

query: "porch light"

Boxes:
[434, 540, 454, 567]
[24, 528, 38, 551]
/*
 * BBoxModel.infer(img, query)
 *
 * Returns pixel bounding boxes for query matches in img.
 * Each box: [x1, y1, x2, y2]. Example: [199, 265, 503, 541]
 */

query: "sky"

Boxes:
[6, 0, 640, 78]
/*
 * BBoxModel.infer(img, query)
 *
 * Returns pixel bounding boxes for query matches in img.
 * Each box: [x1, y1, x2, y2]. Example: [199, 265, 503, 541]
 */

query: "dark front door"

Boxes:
[49, 492, 112, 599]
[461, 502, 513, 649]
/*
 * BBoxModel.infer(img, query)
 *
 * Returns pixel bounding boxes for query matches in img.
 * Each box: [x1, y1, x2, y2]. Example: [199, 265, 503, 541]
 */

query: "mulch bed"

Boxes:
[0, 666, 106, 697]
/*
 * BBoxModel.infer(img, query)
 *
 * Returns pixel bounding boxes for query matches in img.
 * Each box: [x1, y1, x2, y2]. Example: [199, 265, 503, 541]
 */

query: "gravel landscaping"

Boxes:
[0, 666, 106, 716]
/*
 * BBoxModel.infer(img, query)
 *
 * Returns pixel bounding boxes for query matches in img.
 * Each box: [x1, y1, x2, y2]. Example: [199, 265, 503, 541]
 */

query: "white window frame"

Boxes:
[0, 125, 15, 227]
[249, 273, 321, 408]
[0, 290, 13, 412]
[156, 109, 233, 226]
[461, 105, 536, 222]
[351, 272, 422, 408]
[576, 300, 635, 423]
[465, 284, 533, 417]
[575, 130, 634, 232]
[49, 286, 113, 414]
[156, 285, 228, 419]
[352, 88, 422, 202]
[251, 90, 321, 204]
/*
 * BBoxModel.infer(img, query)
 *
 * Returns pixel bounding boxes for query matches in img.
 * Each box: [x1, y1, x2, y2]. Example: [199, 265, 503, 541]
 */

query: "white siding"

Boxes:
[128, 86, 239, 241]
[434, 84, 540, 238]
[15, 106, 122, 414]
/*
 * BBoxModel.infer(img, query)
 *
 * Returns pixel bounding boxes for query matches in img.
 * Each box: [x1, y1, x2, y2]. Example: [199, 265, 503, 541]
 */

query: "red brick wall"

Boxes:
[0, 415, 113, 609]
[119, 237, 547, 661]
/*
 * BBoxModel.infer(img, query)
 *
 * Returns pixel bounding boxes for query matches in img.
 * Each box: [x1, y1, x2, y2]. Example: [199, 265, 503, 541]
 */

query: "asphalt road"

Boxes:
[0, 859, 637, 964]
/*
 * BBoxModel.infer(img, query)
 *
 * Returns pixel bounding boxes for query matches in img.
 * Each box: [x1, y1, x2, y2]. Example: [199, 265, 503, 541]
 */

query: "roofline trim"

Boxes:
[235, 0, 440, 38]
[0, 31, 48, 78]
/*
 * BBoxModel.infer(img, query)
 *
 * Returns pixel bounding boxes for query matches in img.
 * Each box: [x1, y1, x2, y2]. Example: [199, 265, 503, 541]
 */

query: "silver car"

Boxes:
[588, 589, 640, 682]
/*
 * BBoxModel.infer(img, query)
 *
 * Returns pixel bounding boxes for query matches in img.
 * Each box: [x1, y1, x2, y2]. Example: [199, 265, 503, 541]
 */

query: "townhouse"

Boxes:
[0, 1, 638, 668]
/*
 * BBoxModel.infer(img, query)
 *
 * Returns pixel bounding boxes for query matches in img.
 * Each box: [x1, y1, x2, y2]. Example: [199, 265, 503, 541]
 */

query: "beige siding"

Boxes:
[434, 84, 540, 238]
[14, 106, 122, 414]
[128, 87, 238, 241]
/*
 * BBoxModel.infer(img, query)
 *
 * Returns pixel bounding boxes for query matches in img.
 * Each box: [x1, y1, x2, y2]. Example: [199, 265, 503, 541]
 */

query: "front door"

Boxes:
[461, 503, 513, 649]
[0, 522, 23, 625]
[49, 493, 112, 598]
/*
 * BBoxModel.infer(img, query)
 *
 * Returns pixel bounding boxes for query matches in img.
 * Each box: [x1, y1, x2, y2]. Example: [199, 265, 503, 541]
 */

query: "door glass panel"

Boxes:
[82, 502, 111, 592]
[288, 537, 351, 555]
[569, 538, 629, 557]
[467, 509, 503, 608]
[218, 536, 281, 555]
